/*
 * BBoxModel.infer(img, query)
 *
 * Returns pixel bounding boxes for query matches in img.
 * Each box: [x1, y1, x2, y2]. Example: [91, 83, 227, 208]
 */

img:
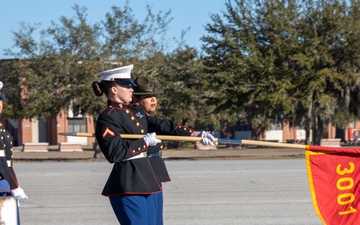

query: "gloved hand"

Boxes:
[192, 131, 215, 145]
[11, 186, 28, 200]
[143, 132, 161, 146]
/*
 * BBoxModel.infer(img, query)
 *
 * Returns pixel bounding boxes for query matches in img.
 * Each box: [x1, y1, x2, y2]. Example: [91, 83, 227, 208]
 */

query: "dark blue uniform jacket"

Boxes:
[96, 100, 193, 196]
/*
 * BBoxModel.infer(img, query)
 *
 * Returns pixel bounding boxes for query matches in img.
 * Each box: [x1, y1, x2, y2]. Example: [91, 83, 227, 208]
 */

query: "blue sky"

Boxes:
[0, 0, 227, 59]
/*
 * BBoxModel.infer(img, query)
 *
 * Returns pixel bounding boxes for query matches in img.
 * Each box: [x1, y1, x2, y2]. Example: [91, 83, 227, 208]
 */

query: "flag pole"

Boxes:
[58, 132, 306, 149]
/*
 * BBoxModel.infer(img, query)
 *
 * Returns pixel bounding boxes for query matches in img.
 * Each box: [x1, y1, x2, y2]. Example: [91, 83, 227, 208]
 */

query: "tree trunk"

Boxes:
[335, 127, 345, 143]
[312, 115, 323, 146]
[305, 121, 311, 145]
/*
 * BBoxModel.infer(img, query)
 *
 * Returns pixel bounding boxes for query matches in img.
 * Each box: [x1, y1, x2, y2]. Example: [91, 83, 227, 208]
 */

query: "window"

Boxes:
[269, 123, 282, 130]
[68, 118, 87, 132]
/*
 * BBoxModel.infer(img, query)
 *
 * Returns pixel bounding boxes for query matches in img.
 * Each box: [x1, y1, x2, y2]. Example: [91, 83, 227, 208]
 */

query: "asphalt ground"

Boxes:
[15, 159, 322, 225]
[13, 145, 306, 162]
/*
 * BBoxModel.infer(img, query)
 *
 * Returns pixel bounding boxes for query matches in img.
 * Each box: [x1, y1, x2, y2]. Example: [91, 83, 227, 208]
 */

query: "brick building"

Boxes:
[0, 59, 95, 147]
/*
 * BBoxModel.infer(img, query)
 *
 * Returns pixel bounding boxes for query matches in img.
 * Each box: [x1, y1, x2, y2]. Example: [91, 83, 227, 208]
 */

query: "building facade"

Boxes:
[2, 109, 95, 146]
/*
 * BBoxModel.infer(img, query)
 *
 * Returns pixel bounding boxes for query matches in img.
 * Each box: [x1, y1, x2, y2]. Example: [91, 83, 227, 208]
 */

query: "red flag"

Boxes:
[306, 145, 360, 225]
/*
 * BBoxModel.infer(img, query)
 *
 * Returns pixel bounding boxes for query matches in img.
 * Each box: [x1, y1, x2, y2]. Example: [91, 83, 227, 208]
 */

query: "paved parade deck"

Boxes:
[11, 145, 324, 225]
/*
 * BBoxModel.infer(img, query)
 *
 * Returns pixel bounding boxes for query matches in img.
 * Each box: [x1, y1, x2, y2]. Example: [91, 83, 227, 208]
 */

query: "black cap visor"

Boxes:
[115, 79, 137, 87]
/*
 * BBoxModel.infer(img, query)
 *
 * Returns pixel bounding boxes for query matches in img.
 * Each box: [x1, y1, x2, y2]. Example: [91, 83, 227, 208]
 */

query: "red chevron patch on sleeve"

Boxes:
[102, 127, 115, 138]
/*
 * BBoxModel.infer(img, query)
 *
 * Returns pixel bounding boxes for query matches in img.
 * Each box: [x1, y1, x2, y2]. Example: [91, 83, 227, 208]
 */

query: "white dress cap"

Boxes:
[96, 65, 134, 81]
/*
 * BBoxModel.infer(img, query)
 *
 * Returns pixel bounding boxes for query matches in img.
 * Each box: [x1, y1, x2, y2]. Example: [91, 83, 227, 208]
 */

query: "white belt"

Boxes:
[7, 160, 12, 167]
[0, 150, 4, 157]
[123, 152, 147, 161]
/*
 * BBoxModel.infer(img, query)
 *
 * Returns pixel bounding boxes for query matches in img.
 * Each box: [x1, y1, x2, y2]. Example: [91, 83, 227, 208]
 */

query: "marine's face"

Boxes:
[112, 84, 134, 104]
[137, 95, 157, 113]
[0, 101, 3, 114]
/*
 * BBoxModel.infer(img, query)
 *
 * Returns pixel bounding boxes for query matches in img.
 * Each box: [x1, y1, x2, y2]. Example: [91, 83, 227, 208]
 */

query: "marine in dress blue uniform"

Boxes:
[132, 76, 170, 225]
[0, 82, 27, 199]
[0, 81, 27, 225]
[132, 77, 170, 183]
[93, 65, 214, 225]
[0, 123, 28, 197]
[0, 83, 18, 190]
[0, 122, 18, 189]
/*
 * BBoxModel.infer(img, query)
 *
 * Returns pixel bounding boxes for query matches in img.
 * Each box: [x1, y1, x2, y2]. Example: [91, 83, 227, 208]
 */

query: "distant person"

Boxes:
[92, 65, 214, 225]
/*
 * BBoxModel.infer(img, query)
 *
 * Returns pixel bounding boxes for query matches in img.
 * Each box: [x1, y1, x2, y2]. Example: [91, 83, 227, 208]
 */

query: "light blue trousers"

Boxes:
[109, 192, 163, 225]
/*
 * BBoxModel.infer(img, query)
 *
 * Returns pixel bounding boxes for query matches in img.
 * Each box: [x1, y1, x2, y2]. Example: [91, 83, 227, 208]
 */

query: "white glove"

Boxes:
[11, 186, 28, 200]
[201, 137, 214, 145]
[194, 131, 215, 145]
[143, 132, 161, 146]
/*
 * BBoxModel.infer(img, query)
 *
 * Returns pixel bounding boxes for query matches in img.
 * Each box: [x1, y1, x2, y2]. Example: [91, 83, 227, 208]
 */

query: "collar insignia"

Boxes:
[135, 112, 144, 118]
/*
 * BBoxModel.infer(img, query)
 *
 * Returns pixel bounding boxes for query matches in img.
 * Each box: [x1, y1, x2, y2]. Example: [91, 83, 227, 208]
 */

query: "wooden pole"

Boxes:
[59, 132, 306, 149]
[241, 140, 305, 149]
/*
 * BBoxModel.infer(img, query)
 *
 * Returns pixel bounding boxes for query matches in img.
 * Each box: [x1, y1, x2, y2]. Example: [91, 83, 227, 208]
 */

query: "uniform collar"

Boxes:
[107, 99, 128, 108]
